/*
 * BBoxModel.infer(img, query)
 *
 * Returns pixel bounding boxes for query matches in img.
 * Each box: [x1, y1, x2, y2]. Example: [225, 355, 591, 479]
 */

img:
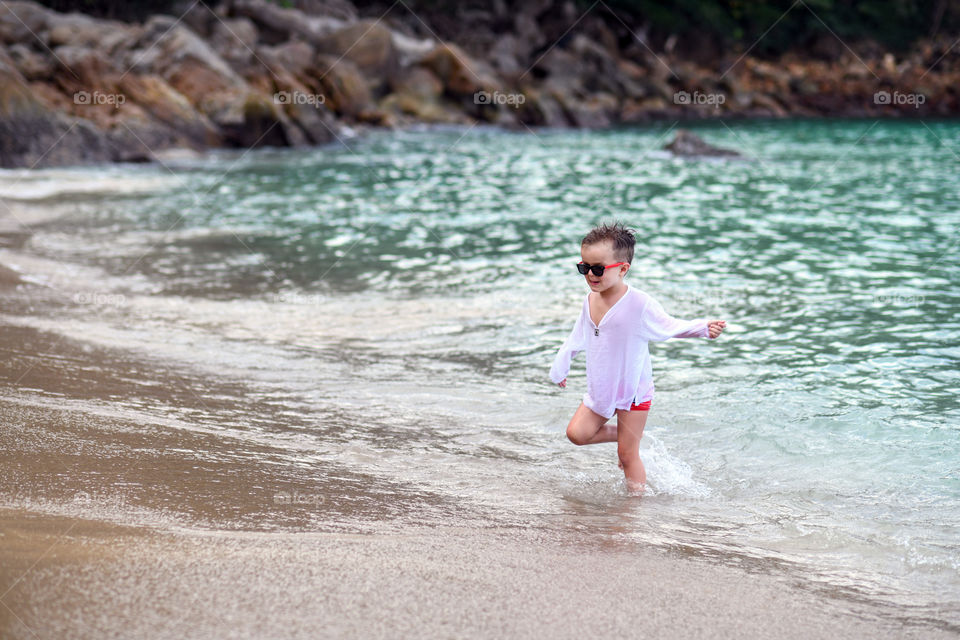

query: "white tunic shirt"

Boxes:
[549, 283, 711, 419]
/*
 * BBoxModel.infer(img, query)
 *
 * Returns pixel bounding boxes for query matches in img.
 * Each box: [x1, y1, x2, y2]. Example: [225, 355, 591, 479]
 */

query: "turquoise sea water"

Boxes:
[1, 119, 958, 628]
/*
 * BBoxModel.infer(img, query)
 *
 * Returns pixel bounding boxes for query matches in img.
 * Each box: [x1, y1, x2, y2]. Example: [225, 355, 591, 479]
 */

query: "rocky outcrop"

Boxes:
[0, 45, 117, 167]
[0, 0, 958, 168]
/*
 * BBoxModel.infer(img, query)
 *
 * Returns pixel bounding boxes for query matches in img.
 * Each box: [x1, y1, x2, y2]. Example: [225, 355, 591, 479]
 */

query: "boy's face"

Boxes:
[580, 240, 629, 293]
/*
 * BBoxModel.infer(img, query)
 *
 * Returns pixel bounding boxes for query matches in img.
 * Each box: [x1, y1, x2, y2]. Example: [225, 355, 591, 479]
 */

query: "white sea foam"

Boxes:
[0, 169, 183, 201]
[641, 429, 713, 499]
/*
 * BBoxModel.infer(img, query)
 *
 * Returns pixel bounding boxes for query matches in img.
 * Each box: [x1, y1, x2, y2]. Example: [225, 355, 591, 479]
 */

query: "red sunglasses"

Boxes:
[577, 261, 626, 277]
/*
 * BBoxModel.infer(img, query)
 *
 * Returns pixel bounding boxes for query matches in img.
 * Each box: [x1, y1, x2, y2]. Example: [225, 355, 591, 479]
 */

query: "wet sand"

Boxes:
[1, 508, 953, 640]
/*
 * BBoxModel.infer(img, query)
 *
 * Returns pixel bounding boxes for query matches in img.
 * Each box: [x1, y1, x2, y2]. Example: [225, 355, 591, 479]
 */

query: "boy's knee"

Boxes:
[566, 426, 587, 445]
[618, 446, 639, 464]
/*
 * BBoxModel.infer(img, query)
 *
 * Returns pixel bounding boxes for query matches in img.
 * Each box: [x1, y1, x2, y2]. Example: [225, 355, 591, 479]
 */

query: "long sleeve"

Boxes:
[638, 294, 710, 342]
[549, 305, 588, 383]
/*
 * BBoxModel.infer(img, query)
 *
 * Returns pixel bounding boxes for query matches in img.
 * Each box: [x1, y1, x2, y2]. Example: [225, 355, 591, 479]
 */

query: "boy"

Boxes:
[549, 222, 726, 494]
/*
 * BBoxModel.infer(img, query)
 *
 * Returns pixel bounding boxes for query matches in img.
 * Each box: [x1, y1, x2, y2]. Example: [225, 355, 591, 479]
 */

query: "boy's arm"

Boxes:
[638, 294, 711, 342]
[549, 306, 587, 384]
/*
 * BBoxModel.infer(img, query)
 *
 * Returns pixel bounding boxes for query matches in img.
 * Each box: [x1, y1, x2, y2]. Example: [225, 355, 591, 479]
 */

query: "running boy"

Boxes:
[549, 222, 726, 494]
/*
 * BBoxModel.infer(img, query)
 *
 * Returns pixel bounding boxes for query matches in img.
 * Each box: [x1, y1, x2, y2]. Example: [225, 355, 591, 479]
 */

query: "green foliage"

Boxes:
[592, 0, 958, 55]
[34, 0, 183, 20]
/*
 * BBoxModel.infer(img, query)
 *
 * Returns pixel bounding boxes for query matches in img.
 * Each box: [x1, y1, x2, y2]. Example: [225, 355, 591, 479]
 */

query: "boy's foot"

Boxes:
[626, 481, 646, 496]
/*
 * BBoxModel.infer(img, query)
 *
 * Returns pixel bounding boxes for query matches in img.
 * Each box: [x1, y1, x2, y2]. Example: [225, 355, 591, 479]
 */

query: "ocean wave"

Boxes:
[0, 169, 184, 201]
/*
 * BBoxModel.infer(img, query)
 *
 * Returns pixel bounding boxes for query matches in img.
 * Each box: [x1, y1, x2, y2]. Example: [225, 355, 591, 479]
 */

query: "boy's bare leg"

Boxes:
[565, 402, 618, 445]
[615, 408, 648, 494]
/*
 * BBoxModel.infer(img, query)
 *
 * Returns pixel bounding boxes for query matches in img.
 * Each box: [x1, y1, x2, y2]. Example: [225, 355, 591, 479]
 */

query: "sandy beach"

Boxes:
[0, 507, 953, 640]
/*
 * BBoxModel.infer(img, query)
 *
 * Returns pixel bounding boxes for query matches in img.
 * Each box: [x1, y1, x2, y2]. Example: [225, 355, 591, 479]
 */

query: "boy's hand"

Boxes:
[708, 320, 726, 339]
[558, 378, 566, 388]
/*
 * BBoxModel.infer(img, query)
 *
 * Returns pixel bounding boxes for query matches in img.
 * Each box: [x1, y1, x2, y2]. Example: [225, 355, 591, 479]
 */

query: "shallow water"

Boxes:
[1, 119, 958, 628]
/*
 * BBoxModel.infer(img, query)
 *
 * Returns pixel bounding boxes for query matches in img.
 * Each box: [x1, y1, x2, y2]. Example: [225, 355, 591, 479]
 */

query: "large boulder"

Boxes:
[125, 16, 283, 147]
[209, 17, 259, 70]
[104, 107, 206, 162]
[569, 34, 622, 95]
[310, 54, 372, 118]
[614, 59, 655, 100]
[535, 47, 586, 104]
[380, 65, 467, 124]
[128, 15, 245, 87]
[50, 45, 117, 99]
[118, 73, 222, 146]
[254, 43, 338, 145]
[420, 42, 496, 98]
[47, 12, 141, 53]
[0, 47, 115, 167]
[6, 42, 53, 80]
[230, 0, 345, 46]
[530, 47, 607, 127]
[389, 65, 443, 101]
[316, 20, 398, 92]
[512, 2, 548, 54]
[748, 92, 787, 117]
[273, 78, 338, 145]
[0, 1, 52, 45]
[390, 30, 435, 67]
[516, 86, 569, 127]
[567, 92, 619, 128]
[489, 33, 525, 77]
[259, 40, 318, 78]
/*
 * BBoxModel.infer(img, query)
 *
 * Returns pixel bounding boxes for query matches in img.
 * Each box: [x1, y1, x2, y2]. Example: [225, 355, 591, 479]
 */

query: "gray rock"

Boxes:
[316, 20, 399, 94]
[128, 16, 243, 84]
[664, 129, 741, 157]
[209, 17, 259, 70]
[518, 87, 569, 128]
[0, 1, 52, 45]
[258, 40, 316, 78]
[46, 12, 133, 50]
[255, 44, 338, 145]
[489, 33, 523, 75]
[0, 47, 116, 168]
[6, 42, 52, 80]
[390, 30, 435, 68]
[231, 0, 344, 46]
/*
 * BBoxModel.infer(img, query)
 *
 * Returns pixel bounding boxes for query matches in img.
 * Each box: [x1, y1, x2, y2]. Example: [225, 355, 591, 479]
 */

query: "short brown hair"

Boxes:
[581, 221, 635, 264]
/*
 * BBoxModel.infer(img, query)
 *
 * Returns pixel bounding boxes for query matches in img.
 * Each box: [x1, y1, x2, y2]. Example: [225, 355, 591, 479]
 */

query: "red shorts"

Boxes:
[629, 399, 652, 411]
